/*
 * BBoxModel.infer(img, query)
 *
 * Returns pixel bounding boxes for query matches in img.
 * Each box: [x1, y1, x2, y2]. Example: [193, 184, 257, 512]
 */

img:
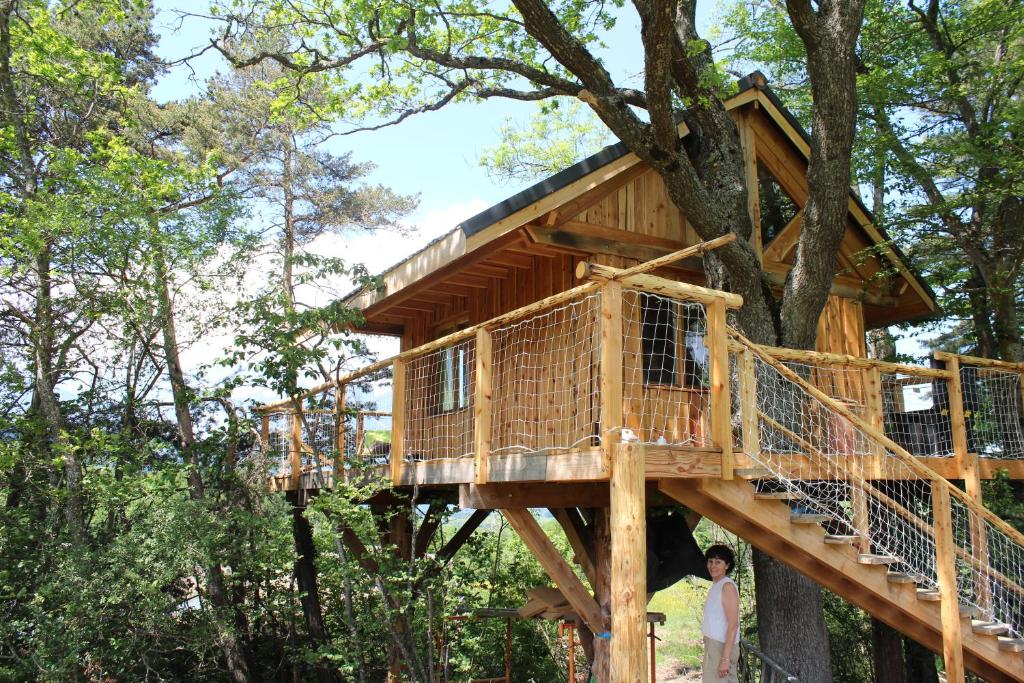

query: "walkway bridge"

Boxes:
[258, 268, 1024, 682]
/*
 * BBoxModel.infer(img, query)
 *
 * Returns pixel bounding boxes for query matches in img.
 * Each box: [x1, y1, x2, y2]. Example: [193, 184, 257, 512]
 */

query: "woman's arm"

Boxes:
[718, 582, 740, 678]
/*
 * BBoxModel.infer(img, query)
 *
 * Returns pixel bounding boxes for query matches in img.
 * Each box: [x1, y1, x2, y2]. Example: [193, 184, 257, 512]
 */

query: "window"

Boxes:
[758, 161, 800, 246]
[437, 345, 470, 413]
[640, 293, 707, 387]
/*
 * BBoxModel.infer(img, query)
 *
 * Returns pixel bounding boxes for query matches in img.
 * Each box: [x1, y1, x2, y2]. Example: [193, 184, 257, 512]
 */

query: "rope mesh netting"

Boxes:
[490, 293, 601, 454]
[342, 369, 394, 468]
[404, 339, 476, 461]
[881, 372, 954, 458]
[266, 411, 290, 473]
[622, 289, 711, 447]
[734, 339, 1024, 638]
[961, 365, 1024, 459]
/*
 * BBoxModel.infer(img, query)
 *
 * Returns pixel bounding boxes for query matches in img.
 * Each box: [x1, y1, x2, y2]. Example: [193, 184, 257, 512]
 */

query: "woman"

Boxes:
[702, 544, 740, 683]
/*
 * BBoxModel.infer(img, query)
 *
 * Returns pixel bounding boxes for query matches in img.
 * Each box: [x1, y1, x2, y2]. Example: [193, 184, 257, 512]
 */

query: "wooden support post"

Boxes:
[475, 327, 493, 484]
[932, 483, 965, 683]
[737, 348, 759, 457]
[261, 413, 270, 453]
[601, 281, 624, 474]
[707, 299, 734, 479]
[611, 440, 648, 683]
[390, 360, 407, 485]
[961, 452, 990, 611]
[502, 507, 606, 634]
[290, 408, 303, 491]
[864, 367, 885, 479]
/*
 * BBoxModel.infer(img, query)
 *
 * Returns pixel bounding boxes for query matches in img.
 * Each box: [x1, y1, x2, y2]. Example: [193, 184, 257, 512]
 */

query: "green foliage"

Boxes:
[479, 100, 613, 184]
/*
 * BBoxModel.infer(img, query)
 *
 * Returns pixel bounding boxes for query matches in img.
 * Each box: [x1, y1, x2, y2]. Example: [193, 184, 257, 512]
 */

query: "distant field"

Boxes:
[649, 578, 708, 680]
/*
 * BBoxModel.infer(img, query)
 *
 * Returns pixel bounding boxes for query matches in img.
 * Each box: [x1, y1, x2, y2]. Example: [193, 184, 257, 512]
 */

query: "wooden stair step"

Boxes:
[823, 534, 859, 545]
[997, 637, 1024, 653]
[971, 620, 1009, 636]
[857, 554, 898, 565]
[736, 467, 771, 478]
[960, 604, 983, 619]
[916, 589, 941, 602]
[755, 491, 802, 500]
[790, 513, 831, 524]
[886, 572, 918, 584]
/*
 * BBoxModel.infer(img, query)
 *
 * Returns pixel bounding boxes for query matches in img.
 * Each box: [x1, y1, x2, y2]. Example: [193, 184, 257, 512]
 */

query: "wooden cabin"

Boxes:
[259, 74, 1024, 682]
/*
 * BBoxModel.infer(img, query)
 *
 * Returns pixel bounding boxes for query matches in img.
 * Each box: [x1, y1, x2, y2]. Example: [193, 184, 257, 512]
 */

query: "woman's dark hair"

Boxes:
[705, 544, 735, 574]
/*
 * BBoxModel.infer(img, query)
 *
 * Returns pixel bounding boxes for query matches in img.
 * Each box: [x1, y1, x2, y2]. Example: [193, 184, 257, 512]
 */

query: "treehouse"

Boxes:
[258, 74, 1024, 682]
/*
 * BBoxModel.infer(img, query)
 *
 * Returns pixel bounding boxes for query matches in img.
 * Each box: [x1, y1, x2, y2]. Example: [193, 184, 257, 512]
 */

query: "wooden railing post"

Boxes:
[933, 482, 966, 683]
[737, 347, 759, 457]
[864, 366, 885, 479]
[944, 355, 990, 607]
[600, 281, 624, 475]
[261, 413, 270, 453]
[474, 328, 493, 484]
[611, 440, 647, 683]
[390, 360, 407, 485]
[290, 407, 303, 491]
[335, 385, 345, 484]
[706, 299, 734, 479]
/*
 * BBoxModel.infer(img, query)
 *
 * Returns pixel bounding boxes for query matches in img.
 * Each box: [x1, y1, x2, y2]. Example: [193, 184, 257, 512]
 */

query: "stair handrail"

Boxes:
[739, 639, 798, 682]
[728, 328, 1024, 552]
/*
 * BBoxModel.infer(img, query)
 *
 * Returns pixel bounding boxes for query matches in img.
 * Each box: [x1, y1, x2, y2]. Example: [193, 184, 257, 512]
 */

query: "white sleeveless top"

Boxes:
[702, 577, 740, 643]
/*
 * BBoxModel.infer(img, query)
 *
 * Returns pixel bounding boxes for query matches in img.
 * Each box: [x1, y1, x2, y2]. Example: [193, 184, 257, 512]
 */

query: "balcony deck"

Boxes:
[258, 270, 1024, 499]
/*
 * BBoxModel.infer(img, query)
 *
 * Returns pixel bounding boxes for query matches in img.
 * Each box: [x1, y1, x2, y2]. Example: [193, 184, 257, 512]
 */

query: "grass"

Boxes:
[649, 578, 709, 676]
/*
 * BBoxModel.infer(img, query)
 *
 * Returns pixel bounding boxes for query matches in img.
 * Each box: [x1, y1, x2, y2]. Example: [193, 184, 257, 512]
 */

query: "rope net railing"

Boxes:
[880, 372, 954, 458]
[403, 339, 476, 462]
[490, 291, 601, 455]
[960, 363, 1024, 459]
[341, 367, 394, 468]
[622, 289, 712, 447]
[731, 334, 1024, 639]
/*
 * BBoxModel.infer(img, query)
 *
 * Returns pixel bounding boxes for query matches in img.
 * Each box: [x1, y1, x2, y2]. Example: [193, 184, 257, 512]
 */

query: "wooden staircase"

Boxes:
[660, 477, 1024, 682]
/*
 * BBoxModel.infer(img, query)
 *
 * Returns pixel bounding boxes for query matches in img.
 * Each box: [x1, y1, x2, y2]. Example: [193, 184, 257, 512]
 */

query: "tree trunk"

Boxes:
[903, 636, 938, 683]
[288, 493, 339, 683]
[871, 618, 904, 683]
[582, 508, 613, 682]
[753, 552, 833, 682]
[153, 242, 259, 683]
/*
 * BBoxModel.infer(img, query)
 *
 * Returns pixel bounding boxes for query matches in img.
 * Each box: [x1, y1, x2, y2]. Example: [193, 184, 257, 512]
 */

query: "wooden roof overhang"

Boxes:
[344, 76, 937, 337]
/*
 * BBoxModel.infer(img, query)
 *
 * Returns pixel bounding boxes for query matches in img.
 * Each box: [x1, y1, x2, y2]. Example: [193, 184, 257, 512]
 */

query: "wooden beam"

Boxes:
[502, 507, 607, 633]
[527, 225, 680, 264]
[549, 219, 687, 251]
[761, 210, 803, 263]
[461, 482, 662, 508]
[761, 267, 897, 307]
[577, 234, 737, 281]
[474, 327, 493, 484]
[552, 508, 598, 588]
[436, 509, 491, 564]
[738, 348, 759, 458]
[580, 263, 743, 309]
[414, 501, 447, 559]
[611, 440, 648, 683]
[933, 484, 966, 683]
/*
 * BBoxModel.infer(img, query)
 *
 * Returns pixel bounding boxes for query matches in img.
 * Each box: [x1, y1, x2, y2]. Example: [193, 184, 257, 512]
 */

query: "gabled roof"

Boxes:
[345, 73, 937, 327]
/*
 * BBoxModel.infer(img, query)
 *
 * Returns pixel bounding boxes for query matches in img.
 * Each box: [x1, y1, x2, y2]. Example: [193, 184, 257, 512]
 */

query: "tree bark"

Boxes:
[288, 494, 339, 683]
[903, 636, 939, 683]
[753, 552, 833, 682]
[871, 618, 904, 683]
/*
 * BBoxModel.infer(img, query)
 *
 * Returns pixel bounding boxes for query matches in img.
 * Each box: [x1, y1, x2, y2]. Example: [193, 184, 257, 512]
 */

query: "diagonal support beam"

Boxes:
[502, 508, 607, 633]
[551, 508, 597, 588]
[436, 509, 491, 564]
